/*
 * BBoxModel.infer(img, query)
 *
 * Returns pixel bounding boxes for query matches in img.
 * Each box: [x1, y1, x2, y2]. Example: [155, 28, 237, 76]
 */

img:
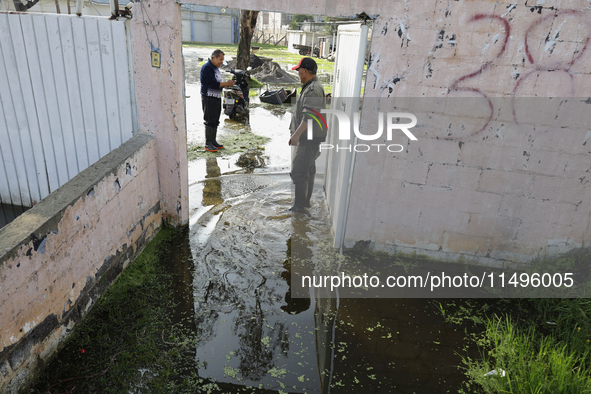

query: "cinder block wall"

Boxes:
[0, 134, 161, 392]
[345, 2, 591, 264]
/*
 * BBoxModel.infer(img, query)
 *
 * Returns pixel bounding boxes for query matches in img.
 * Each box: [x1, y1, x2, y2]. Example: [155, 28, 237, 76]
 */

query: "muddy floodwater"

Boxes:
[183, 48, 468, 393]
[186, 143, 468, 394]
[31, 48, 472, 394]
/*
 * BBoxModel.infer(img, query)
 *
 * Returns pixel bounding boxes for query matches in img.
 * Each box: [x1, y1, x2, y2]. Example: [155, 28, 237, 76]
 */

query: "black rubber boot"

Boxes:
[303, 175, 315, 208]
[211, 127, 224, 149]
[290, 182, 308, 213]
[205, 125, 218, 152]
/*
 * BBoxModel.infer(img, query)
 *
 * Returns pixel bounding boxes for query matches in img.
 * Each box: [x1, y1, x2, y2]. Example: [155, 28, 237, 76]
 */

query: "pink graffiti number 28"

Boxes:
[448, 10, 590, 139]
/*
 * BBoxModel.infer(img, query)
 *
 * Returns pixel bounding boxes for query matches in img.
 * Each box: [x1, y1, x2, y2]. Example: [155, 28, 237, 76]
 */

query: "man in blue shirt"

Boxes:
[200, 50, 235, 152]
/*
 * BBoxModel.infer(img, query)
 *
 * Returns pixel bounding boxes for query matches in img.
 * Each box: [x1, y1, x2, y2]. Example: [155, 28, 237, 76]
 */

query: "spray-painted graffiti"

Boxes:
[449, 14, 511, 93]
[448, 10, 590, 138]
[448, 14, 510, 138]
[514, 10, 590, 96]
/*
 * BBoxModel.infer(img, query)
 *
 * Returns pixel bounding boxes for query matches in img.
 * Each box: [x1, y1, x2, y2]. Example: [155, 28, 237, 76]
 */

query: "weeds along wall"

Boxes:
[0, 134, 162, 393]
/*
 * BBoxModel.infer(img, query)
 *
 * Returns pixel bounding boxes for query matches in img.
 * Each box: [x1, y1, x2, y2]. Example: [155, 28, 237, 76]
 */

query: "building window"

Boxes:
[263, 12, 269, 25]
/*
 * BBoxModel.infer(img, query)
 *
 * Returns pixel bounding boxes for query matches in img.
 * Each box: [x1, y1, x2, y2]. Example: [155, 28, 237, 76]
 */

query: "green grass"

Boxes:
[248, 76, 264, 89]
[438, 244, 591, 394]
[460, 313, 591, 394]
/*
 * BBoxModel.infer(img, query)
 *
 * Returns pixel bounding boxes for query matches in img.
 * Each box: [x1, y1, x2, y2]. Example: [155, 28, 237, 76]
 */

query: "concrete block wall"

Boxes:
[345, 1, 591, 264]
[0, 134, 161, 393]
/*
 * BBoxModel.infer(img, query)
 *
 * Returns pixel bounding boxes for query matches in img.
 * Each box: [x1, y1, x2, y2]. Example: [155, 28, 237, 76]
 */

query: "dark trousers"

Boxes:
[202, 95, 222, 128]
[291, 142, 321, 185]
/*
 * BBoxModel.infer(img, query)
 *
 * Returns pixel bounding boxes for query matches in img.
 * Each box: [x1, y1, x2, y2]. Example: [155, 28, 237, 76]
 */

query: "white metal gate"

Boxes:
[0, 12, 135, 208]
[324, 23, 368, 248]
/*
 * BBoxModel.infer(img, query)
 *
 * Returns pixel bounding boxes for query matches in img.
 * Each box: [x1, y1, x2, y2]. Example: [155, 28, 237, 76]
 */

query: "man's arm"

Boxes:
[201, 66, 235, 89]
[288, 120, 307, 146]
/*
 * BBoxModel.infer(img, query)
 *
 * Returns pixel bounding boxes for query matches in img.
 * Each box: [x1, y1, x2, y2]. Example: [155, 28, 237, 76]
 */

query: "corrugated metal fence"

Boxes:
[0, 12, 136, 207]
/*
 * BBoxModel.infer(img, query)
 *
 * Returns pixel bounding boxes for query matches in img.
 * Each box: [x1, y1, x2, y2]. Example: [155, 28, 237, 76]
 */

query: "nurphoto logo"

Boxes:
[304, 109, 418, 152]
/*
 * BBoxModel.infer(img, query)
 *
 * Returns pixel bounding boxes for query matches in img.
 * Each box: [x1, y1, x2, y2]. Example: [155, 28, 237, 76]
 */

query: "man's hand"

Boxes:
[289, 119, 307, 146]
[221, 80, 236, 87]
[288, 134, 300, 146]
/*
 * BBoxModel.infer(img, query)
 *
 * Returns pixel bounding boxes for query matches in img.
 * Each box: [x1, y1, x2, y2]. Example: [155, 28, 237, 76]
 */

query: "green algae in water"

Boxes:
[188, 130, 270, 160]
[267, 367, 287, 379]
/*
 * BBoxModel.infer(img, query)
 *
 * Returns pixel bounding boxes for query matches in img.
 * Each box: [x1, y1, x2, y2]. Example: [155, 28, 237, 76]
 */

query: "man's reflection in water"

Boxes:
[195, 159, 292, 382]
[288, 215, 337, 394]
[203, 157, 222, 206]
[281, 237, 311, 315]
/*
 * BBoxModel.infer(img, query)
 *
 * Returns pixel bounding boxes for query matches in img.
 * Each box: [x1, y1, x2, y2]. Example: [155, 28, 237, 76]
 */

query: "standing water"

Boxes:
[30, 48, 471, 393]
[184, 47, 468, 393]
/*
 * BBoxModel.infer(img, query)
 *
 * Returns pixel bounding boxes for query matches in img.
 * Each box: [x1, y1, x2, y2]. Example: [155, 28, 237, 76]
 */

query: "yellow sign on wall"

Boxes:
[151, 51, 161, 68]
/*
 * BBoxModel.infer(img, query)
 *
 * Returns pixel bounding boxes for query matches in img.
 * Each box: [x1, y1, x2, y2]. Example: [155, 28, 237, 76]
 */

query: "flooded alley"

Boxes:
[4, 1, 590, 391]
[186, 48, 468, 393]
[30, 47, 471, 394]
[184, 143, 467, 394]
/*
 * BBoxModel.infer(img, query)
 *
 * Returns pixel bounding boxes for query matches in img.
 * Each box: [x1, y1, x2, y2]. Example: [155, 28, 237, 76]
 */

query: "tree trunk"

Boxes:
[236, 10, 259, 71]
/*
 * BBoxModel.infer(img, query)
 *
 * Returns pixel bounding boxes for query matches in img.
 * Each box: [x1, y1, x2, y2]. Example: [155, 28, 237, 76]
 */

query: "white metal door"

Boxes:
[324, 23, 368, 248]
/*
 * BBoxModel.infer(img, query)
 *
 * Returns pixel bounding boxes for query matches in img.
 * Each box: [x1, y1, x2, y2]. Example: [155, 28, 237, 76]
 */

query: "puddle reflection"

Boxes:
[185, 48, 466, 393]
[187, 159, 468, 393]
[190, 158, 322, 392]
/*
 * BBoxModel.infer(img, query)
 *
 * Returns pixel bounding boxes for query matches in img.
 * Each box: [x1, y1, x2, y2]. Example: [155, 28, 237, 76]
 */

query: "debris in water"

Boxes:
[236, 147, 267, 169]
[251, 61, 299, 84]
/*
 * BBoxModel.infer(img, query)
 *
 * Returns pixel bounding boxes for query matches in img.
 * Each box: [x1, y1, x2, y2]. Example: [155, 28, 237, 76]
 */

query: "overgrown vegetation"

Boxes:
[187, 130, 269, 160]
[30, 227, 198, 393]
[461, 312, 591, 393]
[440, 246, 591, 394]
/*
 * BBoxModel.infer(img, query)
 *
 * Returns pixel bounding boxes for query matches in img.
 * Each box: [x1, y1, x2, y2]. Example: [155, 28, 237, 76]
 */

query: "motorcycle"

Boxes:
[223, 67, 251, 121]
